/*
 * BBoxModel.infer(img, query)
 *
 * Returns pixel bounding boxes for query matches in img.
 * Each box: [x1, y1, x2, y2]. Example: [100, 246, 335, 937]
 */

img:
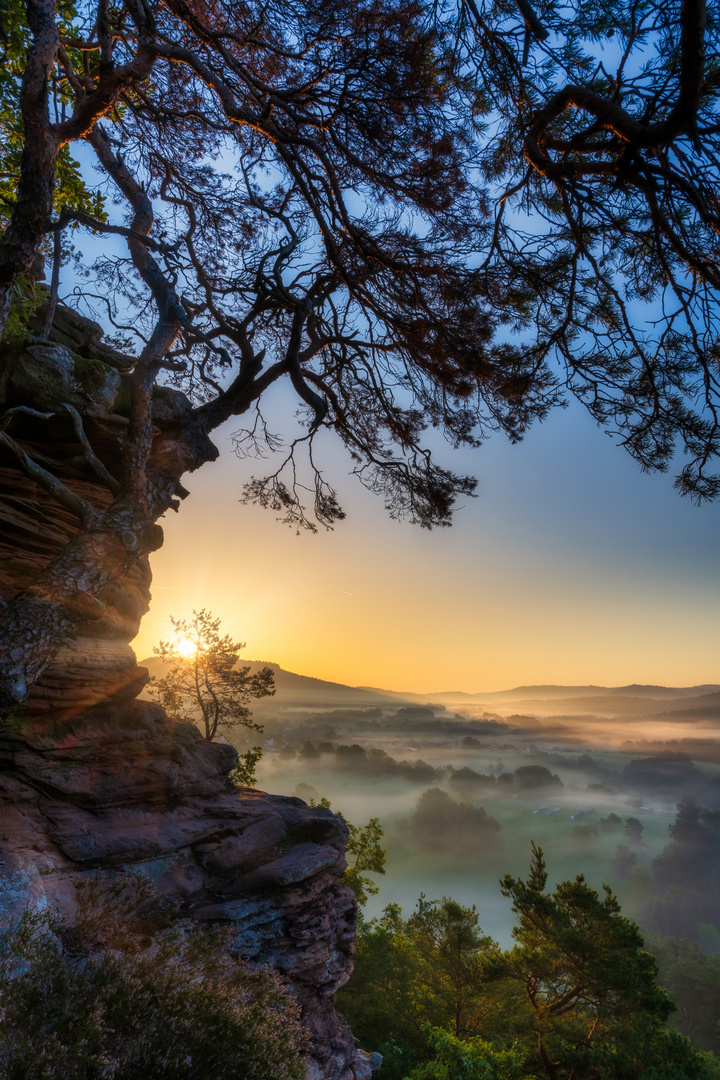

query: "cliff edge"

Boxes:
[0, 303, 378, 1080]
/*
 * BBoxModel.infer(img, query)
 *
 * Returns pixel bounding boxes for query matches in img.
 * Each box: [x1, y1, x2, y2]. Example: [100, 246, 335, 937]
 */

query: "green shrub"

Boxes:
[0, 877, 305, 1080]
[0, 274, 43, 343]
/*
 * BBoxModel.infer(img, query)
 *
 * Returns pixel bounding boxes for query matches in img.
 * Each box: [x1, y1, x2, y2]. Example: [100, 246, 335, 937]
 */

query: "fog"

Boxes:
[226, 683, 720, 949]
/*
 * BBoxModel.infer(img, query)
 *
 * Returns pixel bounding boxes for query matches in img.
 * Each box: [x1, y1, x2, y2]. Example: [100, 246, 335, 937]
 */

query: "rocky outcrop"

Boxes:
[0, 698, 376, 1079]
[0, 308, 378, 1079]
[0, 452, 152, 717]
[0, 311, 165, 717]
[1, 697, 375, 1077]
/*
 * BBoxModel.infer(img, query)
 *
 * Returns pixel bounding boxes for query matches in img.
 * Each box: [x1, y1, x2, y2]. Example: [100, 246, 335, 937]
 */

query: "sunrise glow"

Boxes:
[134, 405, 720, 693]
[176, 638, 199, 659]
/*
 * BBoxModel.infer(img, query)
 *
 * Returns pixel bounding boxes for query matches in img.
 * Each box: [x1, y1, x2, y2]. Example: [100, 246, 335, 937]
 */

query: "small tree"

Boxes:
[151, 610, 274, 742]
[343, 817, 387, 908]
[625, 817, 645, 845]
[403, 896, 506, 1043]
[311, 798, 386, 907]
[404, 1028, 527, 1080]
[229, 746, 264, 788]
[339, 896, 512, 1080]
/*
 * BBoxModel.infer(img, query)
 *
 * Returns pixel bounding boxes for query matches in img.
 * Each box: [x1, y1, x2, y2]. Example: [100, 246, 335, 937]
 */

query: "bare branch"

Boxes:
[0, 429, 100, 524]
[62, 403, 122, 494]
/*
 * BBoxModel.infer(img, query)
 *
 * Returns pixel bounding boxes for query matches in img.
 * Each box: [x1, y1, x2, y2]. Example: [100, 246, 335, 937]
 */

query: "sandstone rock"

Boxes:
[0, 458, 149, 717]
[7, 341, 121, 416]
[353, 1051, 384, 1079]
[48, 304, 104, 349]
[152, 384, 192, 425]
[111, 376, 192, 427]
[29, 302, 135, 371]
[240, 843, 341, 890]
[0, 699, 370, 1079]
[197, 813, 287, 874]
[88, 339, 136, 371]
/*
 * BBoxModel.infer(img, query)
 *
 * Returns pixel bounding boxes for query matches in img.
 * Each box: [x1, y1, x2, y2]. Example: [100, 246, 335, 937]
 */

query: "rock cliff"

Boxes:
[0, 305, 378, 1080]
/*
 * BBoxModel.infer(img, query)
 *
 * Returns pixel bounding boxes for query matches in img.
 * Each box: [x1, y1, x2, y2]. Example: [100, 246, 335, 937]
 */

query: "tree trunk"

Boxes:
[0, 0, 60, 336]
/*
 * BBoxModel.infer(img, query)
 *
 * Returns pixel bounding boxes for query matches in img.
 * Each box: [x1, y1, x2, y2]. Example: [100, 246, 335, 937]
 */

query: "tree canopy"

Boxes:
[340, 847, 720, 1080]
[0, 0, 719, 712]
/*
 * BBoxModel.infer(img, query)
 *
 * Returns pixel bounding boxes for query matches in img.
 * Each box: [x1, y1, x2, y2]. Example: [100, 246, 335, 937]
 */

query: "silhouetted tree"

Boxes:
[408, 787, 500, 856]
[613, 843, 640, 879]
[646, 932, 720, 1055]
[453, 0, 720, 502]
[646, 798, 720, 941]
[151, 609, 274, 741]
[0, 0, 518, 714]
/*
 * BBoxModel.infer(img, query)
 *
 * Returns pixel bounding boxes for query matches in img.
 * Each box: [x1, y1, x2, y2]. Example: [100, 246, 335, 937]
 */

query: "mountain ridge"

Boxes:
[140, 657, 720, 717]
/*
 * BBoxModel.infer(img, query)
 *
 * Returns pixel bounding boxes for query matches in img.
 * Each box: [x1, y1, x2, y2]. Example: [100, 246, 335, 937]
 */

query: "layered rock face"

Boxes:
[0, 457, 152, 717]
[0, 702, 372, 1079]
[0, 308, 376, 1079]
[0, 304, 158, 718]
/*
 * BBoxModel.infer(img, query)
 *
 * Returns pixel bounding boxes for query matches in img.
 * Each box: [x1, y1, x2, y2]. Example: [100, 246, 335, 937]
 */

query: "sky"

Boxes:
[52, 145, 720, 696]
[132, 376, 720, 693]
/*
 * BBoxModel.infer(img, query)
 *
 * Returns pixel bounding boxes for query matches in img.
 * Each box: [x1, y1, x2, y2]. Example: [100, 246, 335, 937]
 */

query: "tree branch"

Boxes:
[0, 429, 99, 524]
[62, 403, 122, 494]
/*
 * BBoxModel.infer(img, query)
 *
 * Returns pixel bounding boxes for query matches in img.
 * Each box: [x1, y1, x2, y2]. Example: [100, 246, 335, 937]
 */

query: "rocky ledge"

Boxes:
[0, 697, 378, 1079]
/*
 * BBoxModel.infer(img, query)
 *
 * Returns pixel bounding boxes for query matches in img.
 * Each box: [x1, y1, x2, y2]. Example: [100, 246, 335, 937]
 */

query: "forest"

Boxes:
[244, 680, 720, 1075]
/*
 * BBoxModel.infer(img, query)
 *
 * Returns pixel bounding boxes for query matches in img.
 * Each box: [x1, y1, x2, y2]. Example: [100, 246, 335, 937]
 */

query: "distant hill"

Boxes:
[636, 691, 720, 724]
[368, 683, 720, 704]
[140, 656, 408, 713]
[478, 690, 720, 720]
[140, 656, 720, 721]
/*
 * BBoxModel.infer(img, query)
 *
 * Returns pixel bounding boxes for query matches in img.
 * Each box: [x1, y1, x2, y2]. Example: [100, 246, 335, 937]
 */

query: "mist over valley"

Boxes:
[143, 658, 720, 953]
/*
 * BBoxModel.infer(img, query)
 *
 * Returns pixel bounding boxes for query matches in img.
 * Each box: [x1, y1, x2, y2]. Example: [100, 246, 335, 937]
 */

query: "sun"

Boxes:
[177, 637, 198, 659]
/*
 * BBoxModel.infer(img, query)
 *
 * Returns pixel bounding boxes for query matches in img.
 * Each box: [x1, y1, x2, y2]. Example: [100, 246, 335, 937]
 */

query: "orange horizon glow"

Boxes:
[131, 404, 719, 697]
[132, 515, 719, 696]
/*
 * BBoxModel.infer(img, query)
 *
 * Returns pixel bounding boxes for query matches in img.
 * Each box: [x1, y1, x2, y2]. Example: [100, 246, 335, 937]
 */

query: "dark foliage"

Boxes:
[646, 932, 720, 1054]
[621, 756, 704, 800]
[645, 798, 720, 942]
[331, 742, 441, 783]
[405, 786, 500, 857]
[0, 879, 305, 1080]
[614, 843, 640, 878]
[514, 764, 564, 792]
[448, 764, 498, 791]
